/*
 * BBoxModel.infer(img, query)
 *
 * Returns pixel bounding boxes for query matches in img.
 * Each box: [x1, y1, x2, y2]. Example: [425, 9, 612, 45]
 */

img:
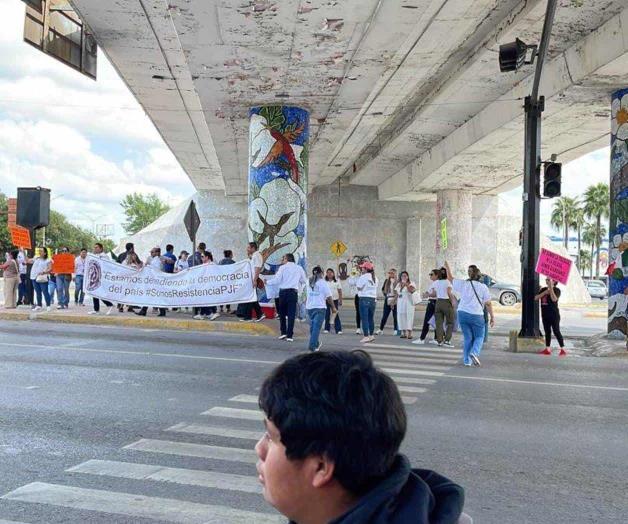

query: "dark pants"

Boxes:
[420, 300, 436, 340]
[139, 306, 166, 316]
[542, 311, 564, 348]
[324, 299, 342, 333]
[195, 306, 216, 316]
[93, 297, 113, 312]
[18, 274, 27, 305]
[379, 301, 398, 331]
[33, 281, 51, 307]
[277, 289, 298, 338]
[354, 294, 361, 328]
[74, 275, 84, 304]
[244, 301, 263, 320]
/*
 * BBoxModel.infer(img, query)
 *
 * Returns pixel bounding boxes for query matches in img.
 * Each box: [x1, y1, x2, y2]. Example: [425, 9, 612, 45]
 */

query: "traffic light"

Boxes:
[543, 162, 562, 198]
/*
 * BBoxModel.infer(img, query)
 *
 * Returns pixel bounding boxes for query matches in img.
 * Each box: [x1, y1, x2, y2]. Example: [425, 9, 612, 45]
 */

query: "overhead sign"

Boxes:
[440, 218, 448, 250]
[535, 248, 572, 285]
[52, 253, 75, 274]
[9, 226, 31, 249]
[331, 240, 347, 257]
[183, 201, 201, 243]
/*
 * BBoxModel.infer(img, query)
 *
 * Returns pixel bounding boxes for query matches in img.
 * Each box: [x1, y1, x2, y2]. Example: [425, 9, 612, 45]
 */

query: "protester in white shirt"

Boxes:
[347, 268, 362, 334]
[323, 268, 343, 334]
[355, 262, 378, 343]
[74, 248, 87, 306]
[136, 247, 166, 318]
[242, 242, 266, 322]
[431, 269, 455, 347]
[175, 251, 189, 272]
[193, 250, 220, 321]
[305, 266, 336, 352]
[87, 242, 114, 316]
[17, 249, 28, 306]
[28, 248, 52, 311]
[266, 253, 307, 341]
[445, 261, 494, 367]
[414, 268, 440, 345]
[394, 271, 417, 340]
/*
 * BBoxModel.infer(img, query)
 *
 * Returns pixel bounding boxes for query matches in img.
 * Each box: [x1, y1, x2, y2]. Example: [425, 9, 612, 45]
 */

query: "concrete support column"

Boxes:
[608, 89, 628, 338]
[435, 189, 472, 276]
[248, 106, 309, 273]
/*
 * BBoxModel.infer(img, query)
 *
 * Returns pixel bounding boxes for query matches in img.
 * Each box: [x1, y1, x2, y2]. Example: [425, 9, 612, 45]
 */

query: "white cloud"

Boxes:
[0, 0, 195, 242]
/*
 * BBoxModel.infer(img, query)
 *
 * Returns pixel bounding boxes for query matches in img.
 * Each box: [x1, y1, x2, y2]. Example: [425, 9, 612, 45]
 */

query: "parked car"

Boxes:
[586, 279, 608, 300]
[483, 275, 521, 306]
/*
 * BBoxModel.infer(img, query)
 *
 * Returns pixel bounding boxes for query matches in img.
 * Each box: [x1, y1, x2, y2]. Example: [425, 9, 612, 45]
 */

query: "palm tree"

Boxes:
[579, 249, 591, 276]
[583, 183, 610, 278]
[551, 196, 579, 249]
[571, 207, 585, 272]
[582, 223, 597, 279]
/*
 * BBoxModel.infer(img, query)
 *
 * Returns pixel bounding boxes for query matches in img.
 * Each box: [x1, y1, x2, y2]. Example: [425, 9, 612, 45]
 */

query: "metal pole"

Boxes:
[519, 0, 557, 338]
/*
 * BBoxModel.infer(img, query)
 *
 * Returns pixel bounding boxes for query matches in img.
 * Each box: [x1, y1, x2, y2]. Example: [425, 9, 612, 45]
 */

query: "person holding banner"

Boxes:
[1, 250, 19, 309]
[135, 247, 167, 318]
[17, 248, 28, 306]
[241, 242, 266, 322]
[55, 247, 72, 310]
[535, 278, 566, 357]
[88, 243, 114, 316]
[74, 248, 87, 306]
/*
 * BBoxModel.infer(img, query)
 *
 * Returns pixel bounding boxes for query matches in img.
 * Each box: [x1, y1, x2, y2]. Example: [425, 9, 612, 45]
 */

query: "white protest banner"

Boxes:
[83, 254, 256, 308]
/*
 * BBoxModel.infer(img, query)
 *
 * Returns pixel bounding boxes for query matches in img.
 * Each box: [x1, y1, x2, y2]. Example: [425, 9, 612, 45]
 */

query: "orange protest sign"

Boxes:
[52, 253, 75, 275]
[9, 226, 31, 249]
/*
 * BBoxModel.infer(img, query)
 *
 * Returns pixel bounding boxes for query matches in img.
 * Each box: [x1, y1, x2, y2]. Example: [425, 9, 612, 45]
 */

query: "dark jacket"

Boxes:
[219, 258, 235, 265]
[324, 455, 464, 524]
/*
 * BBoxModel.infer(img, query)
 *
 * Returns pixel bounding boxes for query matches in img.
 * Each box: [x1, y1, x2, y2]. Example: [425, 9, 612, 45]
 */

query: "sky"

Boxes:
[0, 0, 611, 244]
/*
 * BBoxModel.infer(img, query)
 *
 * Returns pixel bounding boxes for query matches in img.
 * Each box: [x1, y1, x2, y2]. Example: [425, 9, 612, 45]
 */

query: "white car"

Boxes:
[586, 280, 608, 300]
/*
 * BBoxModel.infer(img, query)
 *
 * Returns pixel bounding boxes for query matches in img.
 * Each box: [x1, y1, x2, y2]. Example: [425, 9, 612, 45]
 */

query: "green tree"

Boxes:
[35, 211, 98, 252]
[571, 207, 585, 273]
[0, 192, 13, 254]
[579, 249, 592, 276]
[583, 183, 610, 278]
[582, 222, 597, 279]
[120, 193, 170, 235]
[550, 196, 579, 249]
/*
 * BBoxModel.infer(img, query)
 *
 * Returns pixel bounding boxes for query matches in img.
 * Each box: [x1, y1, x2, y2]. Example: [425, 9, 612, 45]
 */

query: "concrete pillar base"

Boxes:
[436, 189, 472, 275]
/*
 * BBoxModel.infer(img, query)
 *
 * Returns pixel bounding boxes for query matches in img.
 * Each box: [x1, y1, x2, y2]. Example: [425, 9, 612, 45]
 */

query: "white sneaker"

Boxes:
[193, 314, 204, 320]
[412, 338, 426, 345]
[88, 310, 99, 315]
[429, 339, 440, 346]
[360, 336, 370, 343]
[337, 331, 343, 335]
[256, 314, 266, 322]
[323, 330, 329, 334]
[278, 335, 287, 340]
[286, 338, 294, 342]
[209, 313, 220, 321]
[46, 306, 51, 312]
[368, 336, 375, 342]
[376, 329, 383, 335]
[32, 306, 41, 312]
[312, 343, 322, 352]
[443, 341, 454, 348]
[56, 305, 63, 310]
[105, 306, 113, 316]
[355, 328, 361, 335]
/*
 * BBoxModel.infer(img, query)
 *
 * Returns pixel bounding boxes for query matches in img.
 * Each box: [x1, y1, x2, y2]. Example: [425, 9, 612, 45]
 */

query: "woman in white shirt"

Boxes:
[324, 268, 343, 334]
[431, 268, 455, 347]
[445, 261, 494, 367]
[29, 248, 52, 311]
[175, 251, 189, 272]
[394, 271, 417, 340]
[306, 266, 336, 352]
[356, 261, 378, 343]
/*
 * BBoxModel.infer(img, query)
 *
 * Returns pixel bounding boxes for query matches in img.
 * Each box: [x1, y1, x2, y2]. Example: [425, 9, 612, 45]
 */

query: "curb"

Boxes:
[583, 312, 608, 319]
[0, 312, 277, 336]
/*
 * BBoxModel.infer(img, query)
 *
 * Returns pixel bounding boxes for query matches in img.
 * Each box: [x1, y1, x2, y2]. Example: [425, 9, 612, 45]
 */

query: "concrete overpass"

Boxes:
[62, 0, 627, 335]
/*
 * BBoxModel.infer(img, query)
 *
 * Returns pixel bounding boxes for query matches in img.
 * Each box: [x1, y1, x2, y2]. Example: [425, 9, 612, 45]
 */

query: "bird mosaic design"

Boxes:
[255, 123, 305, 184]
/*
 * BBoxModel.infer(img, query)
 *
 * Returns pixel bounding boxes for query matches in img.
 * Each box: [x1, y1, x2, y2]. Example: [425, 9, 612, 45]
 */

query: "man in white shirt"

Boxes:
[136, 247, 166, 317]
[241, 242, 266, 322]
[73, 248, 88, 306]
[88, 243, 114, 315]
[266, 253, 307, 341]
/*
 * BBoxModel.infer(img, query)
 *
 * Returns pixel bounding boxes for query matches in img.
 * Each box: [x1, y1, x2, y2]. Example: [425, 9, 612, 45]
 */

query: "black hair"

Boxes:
[198, 242, 206, 250]
[438, 267, 448, 280]
[285, 253, 295, 263]
[125, 243, 134, 251]
[259, 350, 406, 495]
[224, 250, 233, 258]
[39, 247, 48, 259]
[166, 244, 174, 252]
[94, 243, 103, 251]
[10, 249, 19, 260]
[248, 241, 258, 250]
[399, 270, 410, 281]
[80, 248, 87, 252]
[309, 265, 324, 290]
[202, 250, 213, 262]
[325, 268, 337, 282]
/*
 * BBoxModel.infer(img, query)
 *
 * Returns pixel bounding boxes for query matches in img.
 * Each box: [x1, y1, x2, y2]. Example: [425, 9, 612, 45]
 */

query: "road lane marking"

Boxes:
[392, 377, 437, 385]
[68, 459, 261, 494]
[371, 359, 451, 371]
[443, 374, 628, 392]
[166, 423, 262, 441]
[123, 439, 257, 463]
[229, 394, 258, 403]
[364, 342, 460, 354]
[202, 407, 263, 421]
[1, 482, 282, 523]
[401, 396, 418, 405]
[365, 348, 459, 361]
[397, 386, 427, 393]
[0, 520, 30, 523]
[382, 368, 444, 377]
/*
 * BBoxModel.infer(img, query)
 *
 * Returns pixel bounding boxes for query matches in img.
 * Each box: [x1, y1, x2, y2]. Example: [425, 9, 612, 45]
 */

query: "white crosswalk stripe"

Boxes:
[202, 406, 263, 421]
[391, 376, 436, 385]
[1, 483, 283, 524]
[0, 520, 30, 523]
[166, 423, 262, 441]
[371, 359, 451, 371]
[401, 396, 418, 405]
[123, 439, 257, 464]
[365, 348, 459, 362]
[382, 367, 444, 377]
[366, 342, 460, 355]
[229, 394, 258, 404]
[68, 459, 262, 494]
[397, 386, 427, 394]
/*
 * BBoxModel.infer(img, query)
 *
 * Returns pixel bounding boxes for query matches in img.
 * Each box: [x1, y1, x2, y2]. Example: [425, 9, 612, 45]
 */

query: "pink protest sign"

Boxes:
[535, 248, 573, 285]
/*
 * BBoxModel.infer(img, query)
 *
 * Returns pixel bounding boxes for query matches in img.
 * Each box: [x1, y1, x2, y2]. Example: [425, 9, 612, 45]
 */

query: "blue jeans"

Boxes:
[56, 275, 70, 306]
[359, 297, 376, 336]
[33, 280, 51, 307]
[74, 275, 84, 304]
[48, 279, 56, 304]
[458, 310, 486, 365]
[325, 300, 342, 333]
[308, 308, 326, 350]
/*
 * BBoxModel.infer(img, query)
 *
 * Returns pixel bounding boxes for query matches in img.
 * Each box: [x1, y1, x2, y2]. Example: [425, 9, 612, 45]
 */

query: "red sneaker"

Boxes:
[539, 348, 552, 356]
[559, 348, 567, 357]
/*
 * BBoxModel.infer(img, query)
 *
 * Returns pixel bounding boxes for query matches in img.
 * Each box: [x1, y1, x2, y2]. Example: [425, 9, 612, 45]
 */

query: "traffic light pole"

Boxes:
[519, 0, 557, 338]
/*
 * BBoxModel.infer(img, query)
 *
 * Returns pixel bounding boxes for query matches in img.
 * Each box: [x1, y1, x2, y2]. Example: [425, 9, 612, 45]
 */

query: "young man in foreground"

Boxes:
[256, 350, 466, 523]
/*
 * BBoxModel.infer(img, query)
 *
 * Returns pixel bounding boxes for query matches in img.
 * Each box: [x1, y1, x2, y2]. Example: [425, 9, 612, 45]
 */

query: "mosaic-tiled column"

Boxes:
[608, 89, 628, 338]
[248, 106, 309, 274]
[435, 189, 472, 276]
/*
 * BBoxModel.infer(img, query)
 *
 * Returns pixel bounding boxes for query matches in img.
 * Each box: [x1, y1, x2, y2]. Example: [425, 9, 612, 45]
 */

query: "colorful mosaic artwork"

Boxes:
[248, 106, 309, 274]
[608, 88, 628, 338]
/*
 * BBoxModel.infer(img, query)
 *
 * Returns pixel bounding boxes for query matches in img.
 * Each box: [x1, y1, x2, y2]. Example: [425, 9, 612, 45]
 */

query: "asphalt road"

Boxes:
[0, 320, 626, 523]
